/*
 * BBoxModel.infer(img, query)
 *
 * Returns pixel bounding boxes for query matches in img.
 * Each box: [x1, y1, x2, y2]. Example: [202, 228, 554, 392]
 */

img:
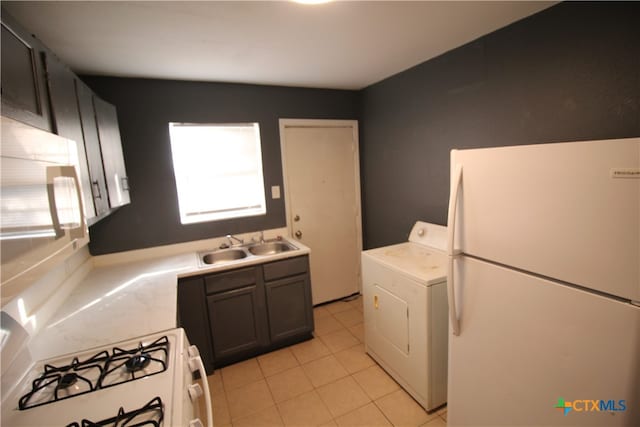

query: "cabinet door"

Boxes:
[93, 96, 130, 208]
[207, 285, 267, 361]
[43, 53, 96, 220]
[265, 274, 313, 343]
[177, 276, 215, 374]
[0, 10, 52, 131]
[76, 80, 109, 217]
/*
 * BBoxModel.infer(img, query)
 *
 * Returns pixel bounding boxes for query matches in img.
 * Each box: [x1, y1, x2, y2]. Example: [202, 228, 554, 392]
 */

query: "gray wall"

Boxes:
[360, 1, 640, 249]
[83, 77, 359, 255]
[86, 2, 639, 255]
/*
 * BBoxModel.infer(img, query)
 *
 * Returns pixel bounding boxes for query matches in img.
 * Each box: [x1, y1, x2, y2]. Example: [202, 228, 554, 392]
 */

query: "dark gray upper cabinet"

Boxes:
[2, 8, 130, 225]
[76, 80, 110, 218]
[0, 9, 52, 131]
[93, 96, 130, 209]
[44, 53, 96, 220]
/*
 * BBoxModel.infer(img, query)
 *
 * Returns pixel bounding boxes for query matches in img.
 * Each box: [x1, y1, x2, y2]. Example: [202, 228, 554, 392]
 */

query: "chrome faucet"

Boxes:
[226, 234, 244, 246]
[251, 231, 265, 244]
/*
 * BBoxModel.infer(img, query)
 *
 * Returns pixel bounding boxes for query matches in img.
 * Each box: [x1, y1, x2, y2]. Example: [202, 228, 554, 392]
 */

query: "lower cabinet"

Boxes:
[207, 285, 268, 360]
[265, 275, 313, 344]
[178, 255, 314, 374]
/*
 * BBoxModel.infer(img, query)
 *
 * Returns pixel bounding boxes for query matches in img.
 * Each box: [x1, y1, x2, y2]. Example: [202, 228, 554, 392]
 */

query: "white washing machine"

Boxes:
[362, 221, 448, 411]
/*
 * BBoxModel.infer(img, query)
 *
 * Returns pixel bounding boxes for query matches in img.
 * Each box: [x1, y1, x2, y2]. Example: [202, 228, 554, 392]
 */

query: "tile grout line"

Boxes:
[255, 357, 286, 427]
[221, 297, 445, 426]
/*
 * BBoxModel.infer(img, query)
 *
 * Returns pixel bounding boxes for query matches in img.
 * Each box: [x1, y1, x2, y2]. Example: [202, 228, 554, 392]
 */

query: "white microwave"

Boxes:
[1, 116, 88, 304]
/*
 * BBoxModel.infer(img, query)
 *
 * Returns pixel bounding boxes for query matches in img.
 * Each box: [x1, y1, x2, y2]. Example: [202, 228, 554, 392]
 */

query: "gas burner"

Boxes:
[99, 336, 169, 389]
[58, 373, 79, 389]
[17, 336, 170, 411]
[125, 354, 152, 372]
[66, 396, 164, 427]
[19, 353, 107, 410]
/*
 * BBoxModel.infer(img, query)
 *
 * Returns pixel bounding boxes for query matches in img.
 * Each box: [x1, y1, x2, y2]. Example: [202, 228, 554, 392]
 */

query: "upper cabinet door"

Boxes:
[76, 80, 110, 217]
[0, 10, 52, 131]
[93, 96, 131, 208]
[43, 53, 96, 220]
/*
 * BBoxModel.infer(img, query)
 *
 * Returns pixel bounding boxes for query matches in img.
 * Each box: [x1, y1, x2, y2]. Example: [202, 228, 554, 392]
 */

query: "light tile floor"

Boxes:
[205, 295, 448, 426]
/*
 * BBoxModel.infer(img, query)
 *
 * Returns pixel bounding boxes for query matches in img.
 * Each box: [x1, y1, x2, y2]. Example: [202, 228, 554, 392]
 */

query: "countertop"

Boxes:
[28, 236, 309, 361]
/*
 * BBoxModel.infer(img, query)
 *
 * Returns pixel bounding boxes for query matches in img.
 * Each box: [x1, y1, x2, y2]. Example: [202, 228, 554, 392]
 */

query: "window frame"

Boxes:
[168, 121, 267, 225]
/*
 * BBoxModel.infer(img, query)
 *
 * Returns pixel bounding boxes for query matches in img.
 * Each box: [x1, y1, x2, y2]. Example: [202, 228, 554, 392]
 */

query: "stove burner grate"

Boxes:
[18, 351, 109, 410]
[18, 336, 170, 411]
[98, 336, 169, 389]
[66, 396, 164, 427]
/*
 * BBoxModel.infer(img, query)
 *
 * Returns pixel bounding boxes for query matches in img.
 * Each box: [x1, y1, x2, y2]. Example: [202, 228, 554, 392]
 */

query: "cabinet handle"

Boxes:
[374, 295, 378, 309]
[46, 165, 85, 239]
[121, 176, 130, 191]
[295, 230, 302, 238]
[92, 180, 102, 199]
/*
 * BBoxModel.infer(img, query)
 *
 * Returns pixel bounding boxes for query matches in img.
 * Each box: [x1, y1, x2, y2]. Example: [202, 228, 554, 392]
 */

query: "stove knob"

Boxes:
[189, 419, 204, 427]
[188, 356, 200, 373]
[188, 345, 200, 358]
[188, 383, 203, 401]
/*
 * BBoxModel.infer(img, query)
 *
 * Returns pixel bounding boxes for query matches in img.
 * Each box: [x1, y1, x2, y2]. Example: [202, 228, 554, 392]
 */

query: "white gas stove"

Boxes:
[1, 313, 212, 427]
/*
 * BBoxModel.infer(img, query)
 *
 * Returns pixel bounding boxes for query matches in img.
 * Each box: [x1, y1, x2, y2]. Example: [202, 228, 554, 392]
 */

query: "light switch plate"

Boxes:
[271, 185, 281, 199]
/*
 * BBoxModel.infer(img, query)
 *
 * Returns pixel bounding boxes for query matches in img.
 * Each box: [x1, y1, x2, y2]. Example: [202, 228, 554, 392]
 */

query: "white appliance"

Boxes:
[362, 221, 448, 411]
[447, 138, 640, 426]
[1, 312, 213, 427]
[1, 116, 88, 305]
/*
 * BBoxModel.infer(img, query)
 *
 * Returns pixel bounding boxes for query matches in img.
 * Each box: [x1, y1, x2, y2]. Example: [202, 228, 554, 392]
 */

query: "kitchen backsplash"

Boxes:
[2, 247, 91, 337]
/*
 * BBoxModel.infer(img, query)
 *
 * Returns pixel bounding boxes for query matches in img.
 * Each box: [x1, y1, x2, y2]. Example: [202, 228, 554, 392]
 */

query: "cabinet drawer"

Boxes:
[205, 267, 257, 294]
[263, 256, 308, 281]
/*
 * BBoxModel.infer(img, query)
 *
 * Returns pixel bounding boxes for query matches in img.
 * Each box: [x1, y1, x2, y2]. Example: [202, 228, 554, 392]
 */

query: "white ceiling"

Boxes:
[3, 1, 555, 90]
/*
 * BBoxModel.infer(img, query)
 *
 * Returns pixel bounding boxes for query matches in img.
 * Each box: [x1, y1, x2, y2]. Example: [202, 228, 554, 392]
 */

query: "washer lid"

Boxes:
[363, 242, 447, 285]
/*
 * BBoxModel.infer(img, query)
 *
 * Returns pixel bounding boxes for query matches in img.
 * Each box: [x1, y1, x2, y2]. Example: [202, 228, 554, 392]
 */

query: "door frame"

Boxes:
[278, 118, 363, 295]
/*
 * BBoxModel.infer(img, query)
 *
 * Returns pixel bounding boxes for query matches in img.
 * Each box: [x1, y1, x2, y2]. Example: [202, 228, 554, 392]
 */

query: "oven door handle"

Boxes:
[188, 348, 213, 427]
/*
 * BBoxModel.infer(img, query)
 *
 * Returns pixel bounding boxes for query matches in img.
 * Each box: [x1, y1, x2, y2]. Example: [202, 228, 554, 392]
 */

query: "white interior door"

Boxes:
[281, 120, 362, 305]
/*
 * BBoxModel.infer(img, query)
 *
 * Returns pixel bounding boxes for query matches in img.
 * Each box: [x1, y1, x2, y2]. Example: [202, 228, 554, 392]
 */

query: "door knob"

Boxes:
[295, 230, 302, 238]
[294, 215, 300, 222]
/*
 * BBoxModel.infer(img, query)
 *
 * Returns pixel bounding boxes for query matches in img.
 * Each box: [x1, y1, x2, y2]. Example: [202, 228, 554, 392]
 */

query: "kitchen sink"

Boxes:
[248, 241, 295, 256]
[201, 249, 247, 265]
[199, 238, 299, 267]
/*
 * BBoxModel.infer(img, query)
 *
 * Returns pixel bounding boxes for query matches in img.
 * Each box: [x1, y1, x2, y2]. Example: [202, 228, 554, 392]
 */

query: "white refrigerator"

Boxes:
[446, 138, 639, 426]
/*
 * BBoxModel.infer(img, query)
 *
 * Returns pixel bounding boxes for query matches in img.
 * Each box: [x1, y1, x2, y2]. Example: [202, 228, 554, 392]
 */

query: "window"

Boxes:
[168, 122, 266, 224]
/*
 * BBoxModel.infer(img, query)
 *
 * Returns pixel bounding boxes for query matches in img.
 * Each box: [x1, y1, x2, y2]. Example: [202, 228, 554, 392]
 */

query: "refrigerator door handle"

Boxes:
[447, 163, 463, 336]
[448, 257, 460, 336]
[447, 163, 463, 256]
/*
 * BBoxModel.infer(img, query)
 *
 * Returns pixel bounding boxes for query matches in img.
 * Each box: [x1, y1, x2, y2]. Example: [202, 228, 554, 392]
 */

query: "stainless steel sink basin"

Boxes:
[201, 249, 247, 265]
[248, 241, 294, 256]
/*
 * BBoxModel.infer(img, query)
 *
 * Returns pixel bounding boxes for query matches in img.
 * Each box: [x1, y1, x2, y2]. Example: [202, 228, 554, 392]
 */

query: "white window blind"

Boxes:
[168, 122, 266, 224]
